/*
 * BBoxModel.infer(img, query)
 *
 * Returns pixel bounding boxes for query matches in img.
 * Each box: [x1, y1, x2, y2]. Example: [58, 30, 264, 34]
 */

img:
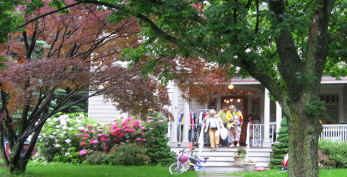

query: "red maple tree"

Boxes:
[0, 1, 168, 173]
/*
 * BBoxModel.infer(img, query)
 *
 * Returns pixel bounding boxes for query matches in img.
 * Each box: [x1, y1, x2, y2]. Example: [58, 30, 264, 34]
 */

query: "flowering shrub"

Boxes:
[36, 112, 174, 166]
[36, 112, 103, 163]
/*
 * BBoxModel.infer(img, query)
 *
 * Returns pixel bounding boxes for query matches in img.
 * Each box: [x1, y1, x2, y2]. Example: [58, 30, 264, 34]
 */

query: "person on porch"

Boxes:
[218, 107, 230, 146]
[204, 109, 224, 150]
[226, 105, 243, 147]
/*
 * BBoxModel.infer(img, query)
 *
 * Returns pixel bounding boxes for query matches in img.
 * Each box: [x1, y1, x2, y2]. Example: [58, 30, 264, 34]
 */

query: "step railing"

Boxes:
[246, 123, 277, 148]
[320, 124, 347, 141]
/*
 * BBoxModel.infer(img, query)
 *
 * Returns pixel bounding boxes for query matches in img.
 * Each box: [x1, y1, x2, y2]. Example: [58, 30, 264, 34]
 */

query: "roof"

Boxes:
[230, 76, 347, 85]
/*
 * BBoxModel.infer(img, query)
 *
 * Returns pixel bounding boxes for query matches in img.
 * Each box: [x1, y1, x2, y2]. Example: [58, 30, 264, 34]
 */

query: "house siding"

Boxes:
[87, 95, 126, 123]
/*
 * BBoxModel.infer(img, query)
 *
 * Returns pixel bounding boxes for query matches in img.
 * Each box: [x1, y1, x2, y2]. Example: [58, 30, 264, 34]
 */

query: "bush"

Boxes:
[270, 117, 288, 169]
[143, 112, 175, 166]
[319, 140, 347, 168]
[36, 112, 103, 163]
[85, 151, 110, 165]
[108, 144, 150, 166]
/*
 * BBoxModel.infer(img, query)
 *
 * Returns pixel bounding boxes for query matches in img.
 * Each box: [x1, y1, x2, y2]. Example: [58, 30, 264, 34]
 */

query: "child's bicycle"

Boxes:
[169, 148, 208, 175]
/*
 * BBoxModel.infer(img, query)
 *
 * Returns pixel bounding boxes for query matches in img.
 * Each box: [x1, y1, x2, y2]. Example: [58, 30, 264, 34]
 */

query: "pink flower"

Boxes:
[87, 125, 92, 129]
[90, 130, 95, 133]
[104, 146, 109, 151]
[140, 126, 144, 130]
[101, 137, 108, 142]
[79, 149, 87, 156]
[80, 142, 86, 146]
[141, 132, 145, 135]
[132, 120, 141, 128]
[158, 120, 164, 123]
[77, 134, 83, 137]
[125, 126, 130, 129]
[121, 119, 130, 126]
[127, 128, 136, 133]
[83, 136, 89, 140]
[90, 139, 99, 144]
[149, 128, 153, 130]
[146, 119, 153, 123]
[97, 134, 103, 137]
[136, 137, 142, 141]
[80, 129, 87, 133]
[84, 134, 90, 138]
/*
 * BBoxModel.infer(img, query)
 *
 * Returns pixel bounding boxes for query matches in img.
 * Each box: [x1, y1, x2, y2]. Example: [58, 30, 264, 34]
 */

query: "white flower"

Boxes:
[65, 139, 71, 144]
[55, 144, 61, 148]
[65, 152, 70, 156]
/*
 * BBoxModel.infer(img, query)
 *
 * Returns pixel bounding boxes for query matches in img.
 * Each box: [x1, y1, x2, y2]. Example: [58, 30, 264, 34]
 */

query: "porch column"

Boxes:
[247, 95, 252, 115]
[217, 96, 221, 111]
[276, 102, 282, 138]
[182, 98, 190, 147]
[263, 88, 271, 147]
[168, 81, 178, 147]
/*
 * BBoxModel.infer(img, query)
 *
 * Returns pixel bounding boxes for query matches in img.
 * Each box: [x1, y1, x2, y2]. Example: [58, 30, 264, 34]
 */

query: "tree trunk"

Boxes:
[8, 158, 28, 175]
[287, 104, 322, 177]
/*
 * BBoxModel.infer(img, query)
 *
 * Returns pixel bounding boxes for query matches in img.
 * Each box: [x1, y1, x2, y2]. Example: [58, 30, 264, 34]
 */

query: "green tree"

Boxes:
[270, 117, 288, 169]
[3, 0, 347, 176]
[71, 1, 345, 176]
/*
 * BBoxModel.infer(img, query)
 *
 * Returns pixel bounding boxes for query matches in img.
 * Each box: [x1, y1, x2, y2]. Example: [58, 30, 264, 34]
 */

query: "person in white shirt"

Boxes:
[204, 109, 224, 149]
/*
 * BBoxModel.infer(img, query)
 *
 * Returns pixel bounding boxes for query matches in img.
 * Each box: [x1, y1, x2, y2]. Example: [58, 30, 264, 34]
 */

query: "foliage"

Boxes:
[78, 117, 145, 157]
[0, 162, 197, 177]
[108, 143, 150, 166]
[270, 117, 289, 169]
[0, 0, 169, 173]
[84, 151, 109, 165]
[319, 140, 347, 168]
[36, 113, 173, 166]
[67, 0, 346, 176]
[143, 112, 175, 165]
[36, 112, 101, 163]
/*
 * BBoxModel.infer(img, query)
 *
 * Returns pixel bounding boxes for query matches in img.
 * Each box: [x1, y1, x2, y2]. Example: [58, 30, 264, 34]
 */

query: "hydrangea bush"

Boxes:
[36, 112, 103, 163]
[36, 112, 174, 165]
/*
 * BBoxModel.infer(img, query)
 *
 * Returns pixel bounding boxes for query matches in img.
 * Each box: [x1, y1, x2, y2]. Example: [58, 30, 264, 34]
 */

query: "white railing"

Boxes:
[320, 124, 347, 142]
[246, 123, 277, 147]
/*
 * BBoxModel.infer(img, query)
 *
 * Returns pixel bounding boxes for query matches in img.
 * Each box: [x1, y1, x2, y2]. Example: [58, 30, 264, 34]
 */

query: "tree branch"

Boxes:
[269, 0, 303, 100]
[17, 2, 82, 29]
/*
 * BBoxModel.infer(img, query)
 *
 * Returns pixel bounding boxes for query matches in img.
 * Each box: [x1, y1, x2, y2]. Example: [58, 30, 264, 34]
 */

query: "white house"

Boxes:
[88, 75, 347, 170]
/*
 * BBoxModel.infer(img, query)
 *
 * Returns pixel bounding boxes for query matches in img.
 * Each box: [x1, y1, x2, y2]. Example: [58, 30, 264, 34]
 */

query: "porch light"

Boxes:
[237, 99, 241, 103]
[228, 83, 234, 90]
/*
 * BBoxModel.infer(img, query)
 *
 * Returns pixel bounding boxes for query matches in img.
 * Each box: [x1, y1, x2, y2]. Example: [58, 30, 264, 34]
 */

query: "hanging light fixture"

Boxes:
[228, 83, 234, 90]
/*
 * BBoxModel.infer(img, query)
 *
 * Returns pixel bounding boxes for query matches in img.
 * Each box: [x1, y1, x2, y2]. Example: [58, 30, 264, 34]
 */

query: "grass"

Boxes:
[0, 162, 197, 177]
[228, 169, 347, 177]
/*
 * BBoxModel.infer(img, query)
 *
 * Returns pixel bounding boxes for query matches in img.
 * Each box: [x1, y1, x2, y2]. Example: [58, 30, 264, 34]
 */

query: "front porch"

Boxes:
[166, 77, 347, 148]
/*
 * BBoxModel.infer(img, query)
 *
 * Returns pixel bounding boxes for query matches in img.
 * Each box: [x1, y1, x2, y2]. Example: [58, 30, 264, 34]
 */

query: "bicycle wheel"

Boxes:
[169, 162, 184, 175]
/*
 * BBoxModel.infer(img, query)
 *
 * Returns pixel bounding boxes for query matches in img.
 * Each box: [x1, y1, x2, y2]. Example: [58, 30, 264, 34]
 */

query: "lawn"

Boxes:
[228, 169, 347, 177]
[0, 163, 197, 177]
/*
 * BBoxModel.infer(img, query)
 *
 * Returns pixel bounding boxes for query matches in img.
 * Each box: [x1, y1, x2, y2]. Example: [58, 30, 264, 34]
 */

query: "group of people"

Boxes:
[201, 105, 243, 150]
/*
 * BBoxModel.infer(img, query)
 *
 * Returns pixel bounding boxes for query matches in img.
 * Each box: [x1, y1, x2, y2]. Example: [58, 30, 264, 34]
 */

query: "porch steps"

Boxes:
[194, 148, 272, 173]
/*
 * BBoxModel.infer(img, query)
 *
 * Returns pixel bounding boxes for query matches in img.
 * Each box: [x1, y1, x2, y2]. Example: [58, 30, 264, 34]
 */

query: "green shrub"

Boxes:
[36, 112, 102, 163]
[270, 117, 288, 169]
[143, 112, 175, 166]
[319, 140, 347, 168]
[85, 151, 110, 165]
[108, 144, 150, 166]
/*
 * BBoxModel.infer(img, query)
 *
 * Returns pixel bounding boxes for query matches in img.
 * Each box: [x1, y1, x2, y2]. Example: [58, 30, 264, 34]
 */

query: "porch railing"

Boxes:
[320, 124, 347, 141]
[246, 123, 277, 148]
[167, 122, 347, 148]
